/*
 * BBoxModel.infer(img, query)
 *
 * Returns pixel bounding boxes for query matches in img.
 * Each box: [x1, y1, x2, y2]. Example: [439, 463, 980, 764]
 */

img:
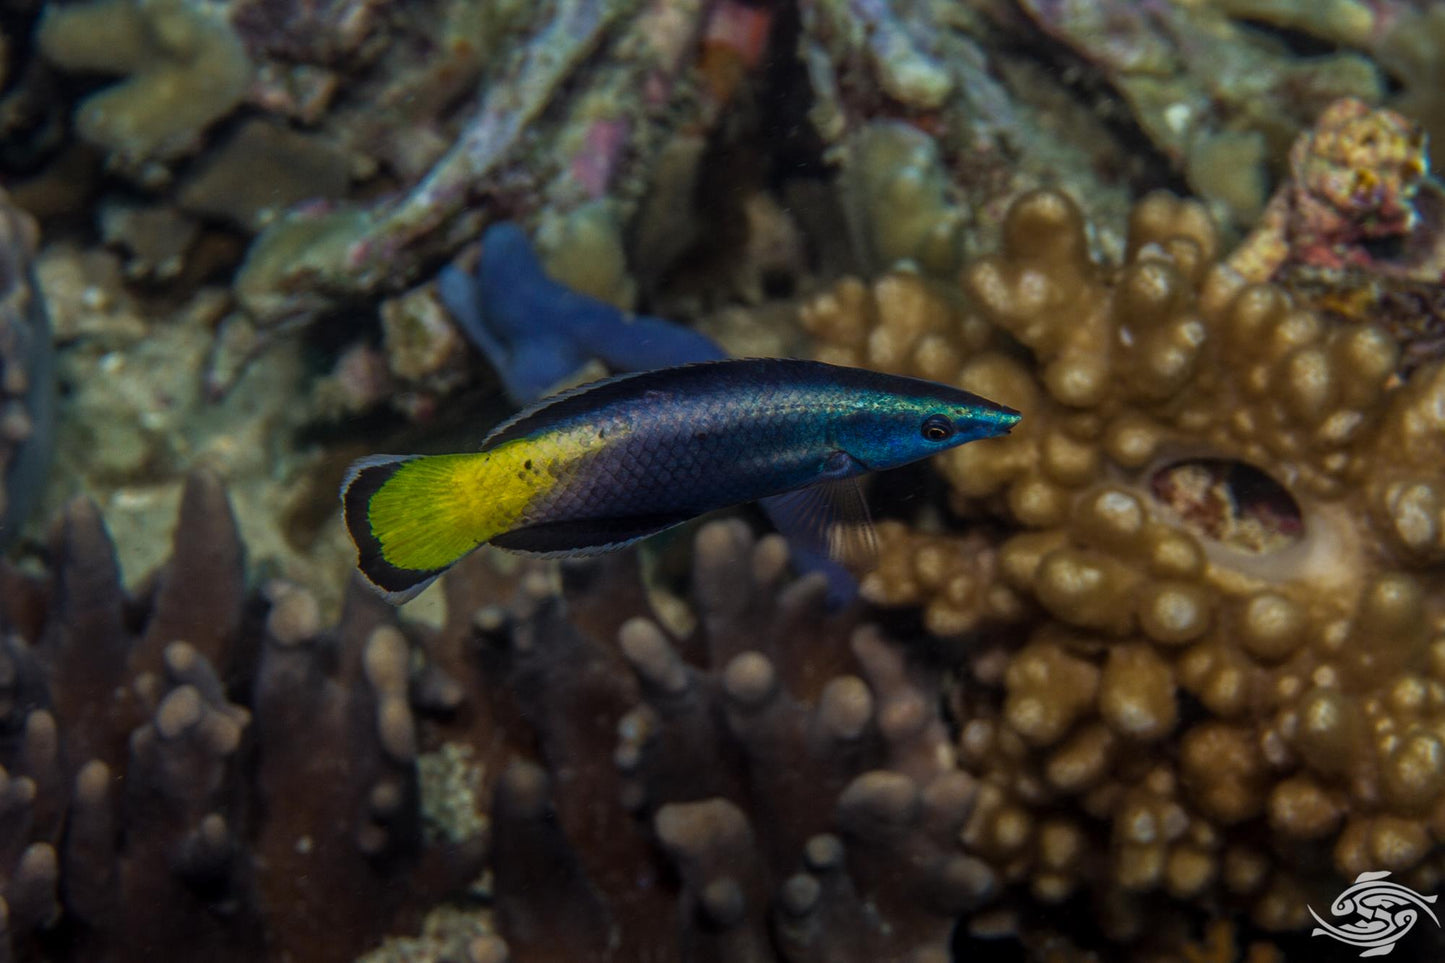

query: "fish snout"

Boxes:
[969, 400, 1021, 438]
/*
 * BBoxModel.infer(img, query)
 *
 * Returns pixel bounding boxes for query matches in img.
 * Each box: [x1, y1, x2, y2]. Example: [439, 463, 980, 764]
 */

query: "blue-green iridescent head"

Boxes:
[830, 372, 1020, 472]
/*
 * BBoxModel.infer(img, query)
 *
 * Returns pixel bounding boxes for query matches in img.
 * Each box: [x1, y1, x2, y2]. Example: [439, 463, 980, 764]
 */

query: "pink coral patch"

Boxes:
[571, 118, 631, 199]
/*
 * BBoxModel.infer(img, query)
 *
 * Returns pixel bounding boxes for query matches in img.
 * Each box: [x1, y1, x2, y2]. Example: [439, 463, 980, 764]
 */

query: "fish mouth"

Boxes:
[983, 404, 1022, 435]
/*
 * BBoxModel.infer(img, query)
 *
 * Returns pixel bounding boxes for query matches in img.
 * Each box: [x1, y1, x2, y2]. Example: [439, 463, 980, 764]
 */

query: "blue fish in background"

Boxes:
[437, 222, 726, 406]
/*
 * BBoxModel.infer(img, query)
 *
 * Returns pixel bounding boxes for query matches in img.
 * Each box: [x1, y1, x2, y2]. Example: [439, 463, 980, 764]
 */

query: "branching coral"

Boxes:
[35, 0, 252, 172]
[446, 519, 998, 962]
[805, 188, 1445, 950]
[0, 464, 1039, 961]
[232, 0, 728, 327]
[0, 472, 483, 962]
[177, 118, 352, 232]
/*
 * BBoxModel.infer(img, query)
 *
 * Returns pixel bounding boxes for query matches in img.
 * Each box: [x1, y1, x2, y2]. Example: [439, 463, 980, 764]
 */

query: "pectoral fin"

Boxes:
[763, 474, 878, 570]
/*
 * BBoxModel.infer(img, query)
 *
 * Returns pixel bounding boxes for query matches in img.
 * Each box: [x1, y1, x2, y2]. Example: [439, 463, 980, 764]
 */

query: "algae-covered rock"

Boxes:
[839, 120, 969, 276]
[179, 118, 352, 231]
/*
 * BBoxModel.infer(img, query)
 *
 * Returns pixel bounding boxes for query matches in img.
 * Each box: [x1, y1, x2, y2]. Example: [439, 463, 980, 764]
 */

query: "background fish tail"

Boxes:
[340, 453, 494, 604]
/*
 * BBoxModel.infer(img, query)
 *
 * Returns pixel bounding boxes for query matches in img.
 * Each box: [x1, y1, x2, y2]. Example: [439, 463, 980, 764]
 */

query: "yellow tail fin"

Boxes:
[340, 453, 494, 603]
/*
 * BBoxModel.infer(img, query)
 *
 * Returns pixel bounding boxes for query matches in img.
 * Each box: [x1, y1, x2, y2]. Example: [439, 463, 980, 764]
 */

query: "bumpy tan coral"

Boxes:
[804, 270, 996, 386]
[806, 188, 1445, 939]
[862, 521, 1023, 638]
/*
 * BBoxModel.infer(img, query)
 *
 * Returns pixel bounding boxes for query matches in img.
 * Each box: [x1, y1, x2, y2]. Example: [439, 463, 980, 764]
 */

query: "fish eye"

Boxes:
[921, 414, 954, 441]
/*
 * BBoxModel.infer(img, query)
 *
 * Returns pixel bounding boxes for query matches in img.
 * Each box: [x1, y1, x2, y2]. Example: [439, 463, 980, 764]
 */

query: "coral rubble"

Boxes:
[232, 0, 723, 326]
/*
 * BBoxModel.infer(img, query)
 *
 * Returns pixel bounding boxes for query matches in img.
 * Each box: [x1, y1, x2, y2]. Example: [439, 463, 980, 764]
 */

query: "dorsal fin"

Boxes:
[479, 358, 823, 450]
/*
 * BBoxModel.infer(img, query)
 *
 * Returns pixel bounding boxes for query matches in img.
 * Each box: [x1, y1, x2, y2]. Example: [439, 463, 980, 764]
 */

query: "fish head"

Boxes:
[833, 378, 1020, 472]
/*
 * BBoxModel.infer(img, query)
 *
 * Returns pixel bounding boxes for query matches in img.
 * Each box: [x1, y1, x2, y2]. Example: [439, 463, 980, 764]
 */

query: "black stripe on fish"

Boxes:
[490, 513, 694, 557]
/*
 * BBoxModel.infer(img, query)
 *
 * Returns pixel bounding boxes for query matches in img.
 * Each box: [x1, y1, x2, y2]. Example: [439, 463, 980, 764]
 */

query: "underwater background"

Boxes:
[1, 0, 1444, 960]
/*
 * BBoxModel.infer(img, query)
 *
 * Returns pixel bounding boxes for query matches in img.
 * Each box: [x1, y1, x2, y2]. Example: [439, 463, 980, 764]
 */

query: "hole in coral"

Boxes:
[760, 267, 795, 299]
[951, 915, 1029, 961]
[1360, 232, 1407, 263]
[1149, 459, 1303, 554]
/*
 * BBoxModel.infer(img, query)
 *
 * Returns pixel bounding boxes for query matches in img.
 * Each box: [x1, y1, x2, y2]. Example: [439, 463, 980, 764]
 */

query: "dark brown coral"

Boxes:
[0, 188, 55, 546]
[0, 471, 482, 963]
[447, 519, 998, 963]
[0, 467, 1009, 963]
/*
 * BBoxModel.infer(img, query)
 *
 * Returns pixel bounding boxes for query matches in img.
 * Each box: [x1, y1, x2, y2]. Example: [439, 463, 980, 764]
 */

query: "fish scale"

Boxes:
[530, 389, 816, 522]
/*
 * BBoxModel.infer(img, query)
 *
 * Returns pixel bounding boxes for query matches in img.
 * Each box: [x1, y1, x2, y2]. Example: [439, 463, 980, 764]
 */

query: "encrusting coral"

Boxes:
[805, 186, 1445, 950]
[1228, 97, 1439, 283]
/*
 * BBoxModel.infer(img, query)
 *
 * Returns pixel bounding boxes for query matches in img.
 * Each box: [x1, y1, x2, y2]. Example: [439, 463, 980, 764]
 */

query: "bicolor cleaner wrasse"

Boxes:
[341, 358, 1020, 603]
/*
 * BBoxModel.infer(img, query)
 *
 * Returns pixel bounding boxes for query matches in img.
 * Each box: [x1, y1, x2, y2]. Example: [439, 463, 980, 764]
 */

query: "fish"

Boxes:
[436, 222, 728, 406]
[341, 358, 1020, 603]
